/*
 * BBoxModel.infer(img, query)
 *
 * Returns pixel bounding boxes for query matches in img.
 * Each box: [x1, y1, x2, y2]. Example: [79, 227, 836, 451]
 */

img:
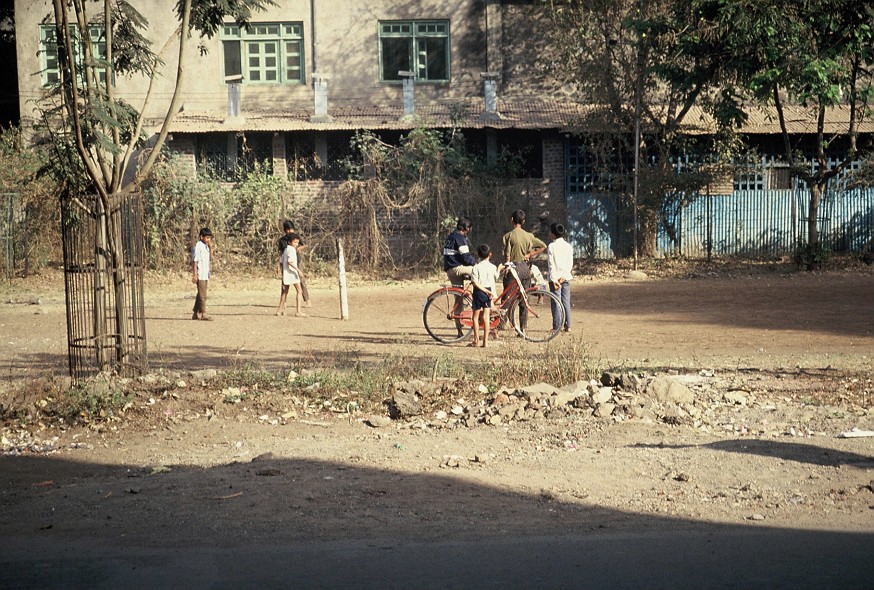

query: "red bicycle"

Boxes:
[423, 263, 565, 343]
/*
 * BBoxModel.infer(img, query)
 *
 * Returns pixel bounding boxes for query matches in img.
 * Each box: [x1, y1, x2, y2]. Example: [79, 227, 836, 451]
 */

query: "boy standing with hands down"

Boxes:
[470, 244, 499, 348]
[547, 222, 573, 332]
[191, 227, 213, 321]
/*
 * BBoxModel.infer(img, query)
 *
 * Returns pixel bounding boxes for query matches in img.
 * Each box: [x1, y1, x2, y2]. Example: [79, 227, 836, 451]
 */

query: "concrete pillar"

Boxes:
[272, 133, 287, 178]
[311, 75, 332, 122]
[226, 77, 242, 117]
[399, 70, 415, 117]
[484, 78, 497, 114]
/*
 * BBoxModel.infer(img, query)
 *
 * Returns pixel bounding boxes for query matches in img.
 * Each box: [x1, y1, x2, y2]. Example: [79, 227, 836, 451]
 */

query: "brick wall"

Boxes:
[167, 135, 197, 176]
[272, 134, 288, 179]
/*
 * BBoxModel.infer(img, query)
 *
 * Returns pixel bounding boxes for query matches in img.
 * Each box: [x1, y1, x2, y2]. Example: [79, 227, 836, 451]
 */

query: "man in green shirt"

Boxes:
[502, 210, 546, 330]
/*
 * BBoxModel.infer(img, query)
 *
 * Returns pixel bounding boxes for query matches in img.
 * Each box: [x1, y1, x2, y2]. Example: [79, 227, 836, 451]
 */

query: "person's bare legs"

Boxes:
[294, 284, 307, 317]
[481, 307, 491, 347]
[470, 309, 481, 347]
[277, 284, 289, 315]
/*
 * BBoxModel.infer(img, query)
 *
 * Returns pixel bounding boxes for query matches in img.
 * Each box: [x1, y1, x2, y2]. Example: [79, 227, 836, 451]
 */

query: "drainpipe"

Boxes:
[310, 0, 317, 76]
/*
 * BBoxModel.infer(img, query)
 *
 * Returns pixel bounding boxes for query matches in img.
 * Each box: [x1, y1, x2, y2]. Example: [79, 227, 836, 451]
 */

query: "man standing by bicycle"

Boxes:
[443, 217, 477, 287]
[502, 210, 546, 330]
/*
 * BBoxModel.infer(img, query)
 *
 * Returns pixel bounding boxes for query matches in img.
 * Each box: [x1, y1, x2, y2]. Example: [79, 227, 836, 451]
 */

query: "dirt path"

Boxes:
[1, 265, 873, 588]
[3, 267, 873, 379]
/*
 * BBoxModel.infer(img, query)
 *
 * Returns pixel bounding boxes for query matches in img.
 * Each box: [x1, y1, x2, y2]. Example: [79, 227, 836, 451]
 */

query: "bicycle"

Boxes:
[423, 263, 565, 344]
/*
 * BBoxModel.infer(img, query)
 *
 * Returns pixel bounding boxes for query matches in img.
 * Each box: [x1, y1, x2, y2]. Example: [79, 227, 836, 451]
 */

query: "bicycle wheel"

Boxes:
[508, 289, 564, 342]
[423, 287, 474, 344]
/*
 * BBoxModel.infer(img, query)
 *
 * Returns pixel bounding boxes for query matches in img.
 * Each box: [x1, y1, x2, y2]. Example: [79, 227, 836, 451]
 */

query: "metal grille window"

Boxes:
[286, 134, 320, 180]
[40, 25, 107, 87]
[196, 133, 274, 181]
[379, 20, 449, 82]
[221, 22, 304, 84]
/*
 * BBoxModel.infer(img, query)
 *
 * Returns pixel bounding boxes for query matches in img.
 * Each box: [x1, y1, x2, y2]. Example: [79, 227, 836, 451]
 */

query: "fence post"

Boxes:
[337, 237, 349, 320]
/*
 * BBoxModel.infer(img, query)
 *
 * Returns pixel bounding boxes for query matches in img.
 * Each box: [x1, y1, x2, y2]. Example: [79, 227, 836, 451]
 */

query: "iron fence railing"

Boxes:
[567, 150, 874, 259]
[61, 193, 147, 381]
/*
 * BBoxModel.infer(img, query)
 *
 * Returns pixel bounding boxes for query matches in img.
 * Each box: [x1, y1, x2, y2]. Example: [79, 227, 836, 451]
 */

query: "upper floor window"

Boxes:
[221, 22, 304, 84]
[40, 25, 107, 87]
[379, 20, 449, 82]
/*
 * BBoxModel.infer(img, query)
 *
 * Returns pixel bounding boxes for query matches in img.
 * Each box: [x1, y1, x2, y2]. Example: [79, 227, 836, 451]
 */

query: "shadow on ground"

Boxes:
[632, 440, 874, 468]
[0, 451, 871, 589]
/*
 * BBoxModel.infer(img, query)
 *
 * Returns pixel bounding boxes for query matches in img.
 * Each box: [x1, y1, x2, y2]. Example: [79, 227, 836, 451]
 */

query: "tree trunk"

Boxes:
[638, 207, 660, 258]
[108, 198, 131, 367]
[93, 194, 131, 371]
[93, 198, 109, 371]
[805, 182, 824, 270]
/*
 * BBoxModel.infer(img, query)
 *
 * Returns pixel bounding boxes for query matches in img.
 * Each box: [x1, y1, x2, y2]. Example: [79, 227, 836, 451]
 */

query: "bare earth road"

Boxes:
[1, 264, 873, 589]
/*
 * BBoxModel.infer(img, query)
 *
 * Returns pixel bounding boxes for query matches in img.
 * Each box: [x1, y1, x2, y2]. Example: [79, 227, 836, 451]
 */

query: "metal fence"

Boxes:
[61, 193, 147, 381]
[0, 193, 19, 281]
[567, 153, 874, 259]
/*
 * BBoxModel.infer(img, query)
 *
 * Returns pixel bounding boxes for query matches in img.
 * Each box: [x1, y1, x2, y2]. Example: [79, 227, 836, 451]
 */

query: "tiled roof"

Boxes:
[169, 99, 874, 135]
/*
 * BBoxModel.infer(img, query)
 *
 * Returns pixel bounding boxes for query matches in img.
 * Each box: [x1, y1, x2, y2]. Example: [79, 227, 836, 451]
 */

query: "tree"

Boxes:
[708, 0, 874, 268]
[545, 0, 741, 258]
[42, 0, 275, 375]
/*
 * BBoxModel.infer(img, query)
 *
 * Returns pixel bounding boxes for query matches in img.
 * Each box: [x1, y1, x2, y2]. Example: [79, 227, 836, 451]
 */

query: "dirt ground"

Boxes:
[1, 260, 873, 588]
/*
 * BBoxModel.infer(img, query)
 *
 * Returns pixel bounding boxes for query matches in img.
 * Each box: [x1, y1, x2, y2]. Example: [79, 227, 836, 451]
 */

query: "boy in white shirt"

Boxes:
[469, 244, 499, 348]
[547, 222, 573, 332]
[191, 227, 213, 321]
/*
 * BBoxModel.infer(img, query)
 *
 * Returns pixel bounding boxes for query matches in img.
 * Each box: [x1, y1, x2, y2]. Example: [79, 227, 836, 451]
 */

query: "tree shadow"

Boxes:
[631, 440, 874, 468]
[0, 452, 871, 589]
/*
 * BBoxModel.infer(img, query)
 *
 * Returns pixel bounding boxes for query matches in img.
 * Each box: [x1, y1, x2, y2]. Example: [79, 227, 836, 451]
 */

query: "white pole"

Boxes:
[337, 237, 349, 320]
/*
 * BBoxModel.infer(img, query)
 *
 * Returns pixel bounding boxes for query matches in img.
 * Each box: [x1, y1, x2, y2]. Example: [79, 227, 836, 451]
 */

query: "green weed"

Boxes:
[47, 382, 132, 422]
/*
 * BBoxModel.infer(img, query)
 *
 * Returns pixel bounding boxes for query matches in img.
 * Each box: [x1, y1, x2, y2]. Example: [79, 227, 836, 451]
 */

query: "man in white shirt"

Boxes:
[547, 222, 573, 332]
[192, 227, 213, 321]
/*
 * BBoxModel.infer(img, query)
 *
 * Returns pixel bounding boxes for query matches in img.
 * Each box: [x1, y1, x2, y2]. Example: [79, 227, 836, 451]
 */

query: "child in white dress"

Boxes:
[277, 234, 307, 317]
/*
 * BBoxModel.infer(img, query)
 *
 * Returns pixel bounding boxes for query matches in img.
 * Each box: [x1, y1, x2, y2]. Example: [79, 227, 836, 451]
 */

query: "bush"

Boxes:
[0, 127, 63, 276]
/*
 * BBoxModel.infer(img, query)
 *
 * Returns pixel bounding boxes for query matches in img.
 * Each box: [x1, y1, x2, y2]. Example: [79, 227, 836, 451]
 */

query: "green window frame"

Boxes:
[379, 20, 450, 82]
[221, 22, 304, 84]
[39, 25, 107, 87]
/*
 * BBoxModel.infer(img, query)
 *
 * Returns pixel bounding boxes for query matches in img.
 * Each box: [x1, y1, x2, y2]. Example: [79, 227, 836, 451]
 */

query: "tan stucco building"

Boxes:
[16, 0, 572, 226]
[15, 1, 873, 257]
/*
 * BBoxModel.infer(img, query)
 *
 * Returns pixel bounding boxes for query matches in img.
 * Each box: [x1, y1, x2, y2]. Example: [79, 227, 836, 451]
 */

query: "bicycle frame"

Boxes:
[428, 264, 540, 331]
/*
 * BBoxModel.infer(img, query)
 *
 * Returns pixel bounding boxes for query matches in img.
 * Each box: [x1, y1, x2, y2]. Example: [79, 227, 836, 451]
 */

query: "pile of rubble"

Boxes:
[388, 372, 705, 427]
[384, 370, 870, 435]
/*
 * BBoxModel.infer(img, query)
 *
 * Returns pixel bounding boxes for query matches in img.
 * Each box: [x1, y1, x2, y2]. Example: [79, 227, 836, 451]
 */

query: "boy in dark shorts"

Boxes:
[470, 244, 499, 348]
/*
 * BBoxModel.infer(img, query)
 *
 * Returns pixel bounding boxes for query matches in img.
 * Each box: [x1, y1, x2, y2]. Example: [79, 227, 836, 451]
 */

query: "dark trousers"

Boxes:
[503, 262, 531, 329]
[193, 280, 208, 317]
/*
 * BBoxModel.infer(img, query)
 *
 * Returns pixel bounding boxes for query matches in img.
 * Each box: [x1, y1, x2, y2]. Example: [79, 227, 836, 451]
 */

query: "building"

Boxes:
[14, 0, 874, 259]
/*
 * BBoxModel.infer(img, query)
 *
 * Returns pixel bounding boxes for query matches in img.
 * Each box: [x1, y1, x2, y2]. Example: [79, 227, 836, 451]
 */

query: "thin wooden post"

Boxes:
[337, 237, 349, 320]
